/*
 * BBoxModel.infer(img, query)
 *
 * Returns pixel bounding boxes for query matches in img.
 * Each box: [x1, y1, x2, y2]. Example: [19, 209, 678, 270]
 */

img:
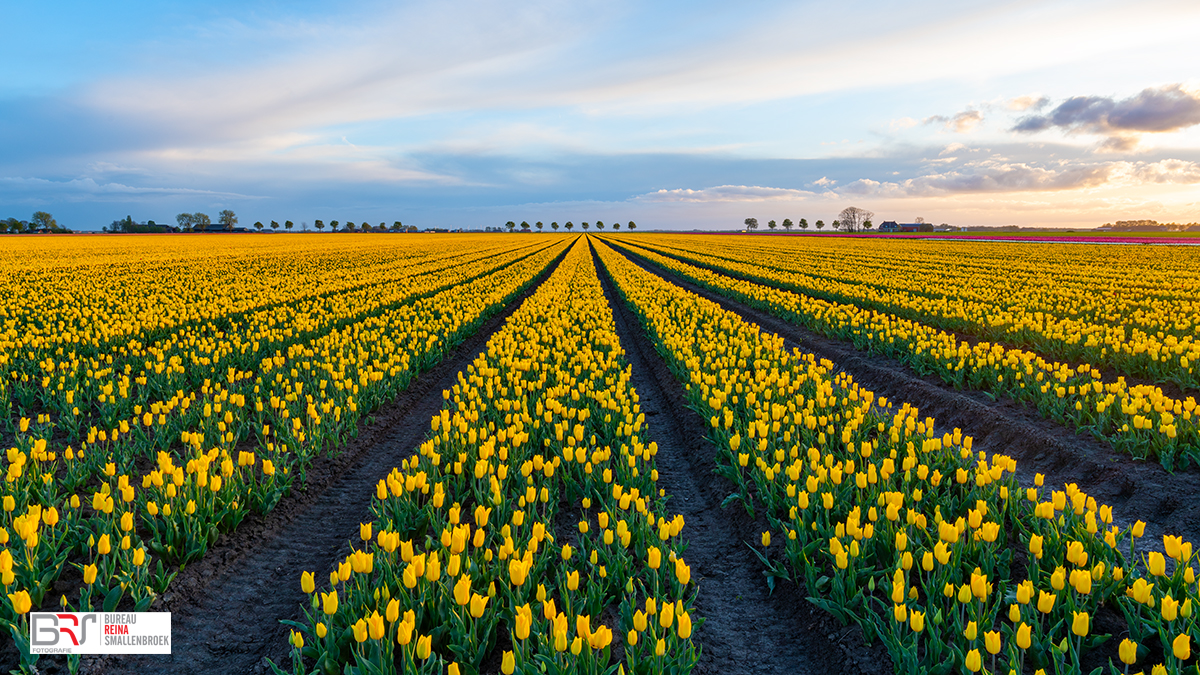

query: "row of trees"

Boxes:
[305, 220, 414, 232]
[1, 211, 65, 233]
[502, 220, 637, 232]
[744, 207, 876, 233]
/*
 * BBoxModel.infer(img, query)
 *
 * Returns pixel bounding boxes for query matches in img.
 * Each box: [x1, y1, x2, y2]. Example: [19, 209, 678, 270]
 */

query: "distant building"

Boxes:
[878, 221, 900, 232]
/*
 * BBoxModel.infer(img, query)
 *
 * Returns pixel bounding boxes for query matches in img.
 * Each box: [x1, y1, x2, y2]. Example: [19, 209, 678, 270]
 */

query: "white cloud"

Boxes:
[633, 185, 815, 203]
[0, 176, 259, 198]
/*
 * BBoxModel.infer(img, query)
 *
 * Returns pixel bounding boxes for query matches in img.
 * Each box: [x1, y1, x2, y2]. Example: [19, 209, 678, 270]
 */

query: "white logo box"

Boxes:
[29, 612, 171, 655]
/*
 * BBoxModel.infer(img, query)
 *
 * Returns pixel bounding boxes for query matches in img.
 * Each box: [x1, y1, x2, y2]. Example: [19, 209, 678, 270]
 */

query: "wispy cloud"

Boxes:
[1006, 95, 1048, 112]
[836, 158, 1200, 197]
[633, 185, 815, 203]
[0, 176, 260, 199]
[924, 110, 983, 133]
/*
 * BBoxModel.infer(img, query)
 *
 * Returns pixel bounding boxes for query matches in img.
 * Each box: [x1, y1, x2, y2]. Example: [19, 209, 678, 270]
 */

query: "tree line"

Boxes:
[744, 207, 876, 233]
[500, 221, 637, 232]
[0, 211, 68, 234]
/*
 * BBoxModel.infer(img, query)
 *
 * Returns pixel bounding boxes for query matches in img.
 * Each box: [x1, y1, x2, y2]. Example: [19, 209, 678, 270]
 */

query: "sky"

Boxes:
[2, 0, 1199, 230]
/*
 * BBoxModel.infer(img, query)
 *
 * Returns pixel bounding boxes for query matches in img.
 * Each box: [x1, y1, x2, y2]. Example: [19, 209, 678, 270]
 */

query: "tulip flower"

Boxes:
[1173, 634, 1190, 660]
[416, 634, 432, 659]
[8, 590, 31, 615]
[301, 571, 315, 594]
[321, 590, 338, 615]
[964, 649, 982, 673]
[1119, 638, 1138, 665]
[1071, 611, 1089, 637]
[984, 631, 1000, 655]
[677, 611, 692, 639]
[501, 651, 515, 674]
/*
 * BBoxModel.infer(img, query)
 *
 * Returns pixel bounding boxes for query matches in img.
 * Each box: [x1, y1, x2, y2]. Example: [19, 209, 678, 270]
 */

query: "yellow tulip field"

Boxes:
[1, 232, 1197, 675]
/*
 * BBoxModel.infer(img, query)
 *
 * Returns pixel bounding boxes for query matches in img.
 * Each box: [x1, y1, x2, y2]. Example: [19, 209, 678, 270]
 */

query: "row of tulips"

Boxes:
[594, 238, 1198, 675]
[1, 240, 570, 671]
[282, 239, 699, 675]
[616, 234, 1200, 392]
[605, 237, 1199, 471]
[7, 237, 552, 441]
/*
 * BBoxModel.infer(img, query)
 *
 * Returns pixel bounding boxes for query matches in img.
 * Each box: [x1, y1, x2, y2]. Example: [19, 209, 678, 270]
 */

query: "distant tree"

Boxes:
[582, 222, 590, 231]
[535, 221, 544, 232]
[918, 222, 934, 232]
[551, 222, 559, 231]
[565, 221, 574, 231]
[628, 221, 636, 231]
[271, 220, 280, 231]
[31, 211, 58, 231]
[315, 219, 325, 231]
[768, 219, 777, 230]
[505, 221, 516, 232]
[392, 221, 403, 231]
[219, 209, 238, 230]
[379, 222, 386, 231]
[596, 220, 605, 230]
[176, 213, 196, 231]
[837, 206, 874, 232]
[744, 217, 758, 231]
[782, 218, 793, 231]
[285, 220, 294, 231]
[613, 222, 621, 230]
[915, 217, 926, 224]
[799, 218, 808, 230]
[863, 219, 873, 230]
[832, 220, 841, 230]
[520, 221, 530, 231]
[194, 212, 212, 229]
[254, 221, 264, 231]
[815, 220, 825, 230]
[345, 221, 357, 232]
[330, 220, 340, 232]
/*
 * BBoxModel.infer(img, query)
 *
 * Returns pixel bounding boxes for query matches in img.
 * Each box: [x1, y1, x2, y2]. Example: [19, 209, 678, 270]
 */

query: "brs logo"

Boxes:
[31, 613, 98, 647]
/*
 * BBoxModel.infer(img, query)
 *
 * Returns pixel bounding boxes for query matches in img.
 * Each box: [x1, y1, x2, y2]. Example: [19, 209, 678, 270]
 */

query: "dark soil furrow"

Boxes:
[590, 241, 886, 675]
[612, 243, 1200, 554]
[79, 247, 569, 675]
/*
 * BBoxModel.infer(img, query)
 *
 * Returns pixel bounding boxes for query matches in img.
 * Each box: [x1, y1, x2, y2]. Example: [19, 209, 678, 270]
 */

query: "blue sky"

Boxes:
[2, 0, 1199, 230]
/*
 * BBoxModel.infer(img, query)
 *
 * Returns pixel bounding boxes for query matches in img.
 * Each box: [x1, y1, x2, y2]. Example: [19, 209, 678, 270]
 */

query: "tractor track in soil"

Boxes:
[591, 241, 888, 675]
[69, 247, 568, 675]
[612, 243, 1200, 554]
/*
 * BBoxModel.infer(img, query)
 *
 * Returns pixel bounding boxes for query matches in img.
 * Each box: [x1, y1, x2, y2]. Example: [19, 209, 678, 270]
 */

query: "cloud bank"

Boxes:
[1013, 84, 1200, 150]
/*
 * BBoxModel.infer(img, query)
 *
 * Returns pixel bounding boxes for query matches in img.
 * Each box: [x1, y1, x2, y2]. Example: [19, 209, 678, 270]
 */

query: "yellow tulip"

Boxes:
[301, 571, 315, 594]
[1119, 638, 1138, 665]
[1173, 633, 1190, 660]
[964, 648, 981, 673]
[984, 630, 1000, 655]
[8, 590, 31, 614]
[677, 611, 692, 639]
[1016, 623, 1031, 650]
[1071, 611, 1089, 637]
[321, 590, 338, 615]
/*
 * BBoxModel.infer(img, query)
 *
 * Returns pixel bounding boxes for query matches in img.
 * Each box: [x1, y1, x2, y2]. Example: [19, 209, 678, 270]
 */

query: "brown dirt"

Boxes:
[592, 241, 889, 675]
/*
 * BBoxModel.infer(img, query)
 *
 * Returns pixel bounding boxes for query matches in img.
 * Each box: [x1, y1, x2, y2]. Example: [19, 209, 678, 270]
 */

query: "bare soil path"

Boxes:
[591, 241, 887, 675]
[612, 243, 1200, 553]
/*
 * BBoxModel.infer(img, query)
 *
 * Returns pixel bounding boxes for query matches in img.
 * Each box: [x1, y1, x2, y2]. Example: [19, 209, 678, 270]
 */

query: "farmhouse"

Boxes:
[878, 221, 900, 232]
